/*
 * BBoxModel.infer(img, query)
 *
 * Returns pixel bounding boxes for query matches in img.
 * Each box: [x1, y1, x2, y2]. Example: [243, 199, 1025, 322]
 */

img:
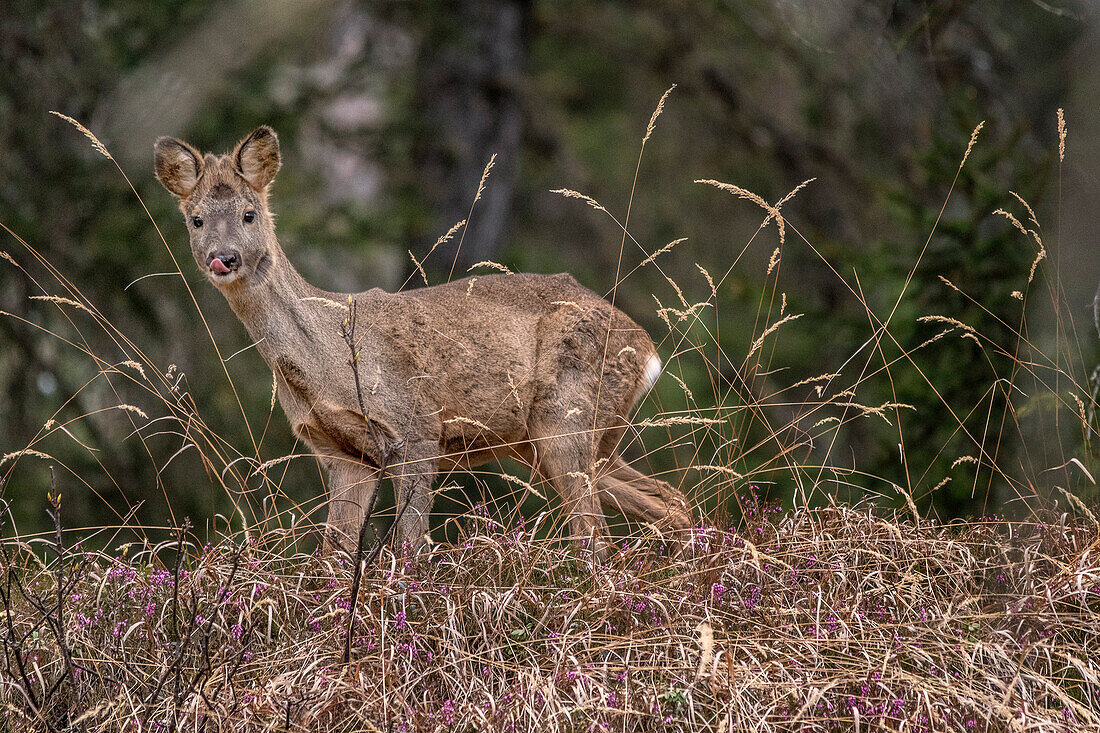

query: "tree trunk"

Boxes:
[412, 0, 531, 270]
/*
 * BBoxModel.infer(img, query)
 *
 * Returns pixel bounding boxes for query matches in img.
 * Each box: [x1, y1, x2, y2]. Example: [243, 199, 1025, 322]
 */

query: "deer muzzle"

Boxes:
[207, 251, 240, 275]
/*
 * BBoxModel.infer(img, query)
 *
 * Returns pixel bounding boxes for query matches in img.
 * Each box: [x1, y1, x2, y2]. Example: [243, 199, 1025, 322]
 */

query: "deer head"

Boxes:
[153, 126, 282, 289]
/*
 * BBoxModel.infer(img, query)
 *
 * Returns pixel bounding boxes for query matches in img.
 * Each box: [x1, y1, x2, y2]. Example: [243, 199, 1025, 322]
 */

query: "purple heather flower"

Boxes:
[441, 699, 456, 726]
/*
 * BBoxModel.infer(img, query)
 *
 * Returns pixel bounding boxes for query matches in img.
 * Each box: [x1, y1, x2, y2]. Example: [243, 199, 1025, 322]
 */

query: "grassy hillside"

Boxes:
[1, 502, 1097, 730]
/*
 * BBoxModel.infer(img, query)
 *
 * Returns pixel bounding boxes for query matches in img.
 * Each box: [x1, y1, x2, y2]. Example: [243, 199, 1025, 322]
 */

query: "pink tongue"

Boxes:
[209, 258, 230, 275]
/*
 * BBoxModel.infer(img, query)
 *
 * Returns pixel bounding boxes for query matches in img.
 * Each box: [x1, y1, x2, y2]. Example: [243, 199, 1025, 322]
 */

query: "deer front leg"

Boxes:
[322, 457, 381, 555]
[390, 442, 439, 555]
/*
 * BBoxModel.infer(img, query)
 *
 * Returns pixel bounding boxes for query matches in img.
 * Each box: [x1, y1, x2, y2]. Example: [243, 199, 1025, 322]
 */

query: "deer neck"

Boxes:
[219, 246, 337, 362]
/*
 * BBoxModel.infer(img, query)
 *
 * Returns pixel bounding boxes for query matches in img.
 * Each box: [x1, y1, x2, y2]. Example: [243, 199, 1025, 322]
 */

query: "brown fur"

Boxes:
[154, 126, 692, 556]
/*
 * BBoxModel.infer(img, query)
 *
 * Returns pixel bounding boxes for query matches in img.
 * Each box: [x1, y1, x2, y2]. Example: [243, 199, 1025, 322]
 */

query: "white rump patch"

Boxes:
[643, 355, 662, 392]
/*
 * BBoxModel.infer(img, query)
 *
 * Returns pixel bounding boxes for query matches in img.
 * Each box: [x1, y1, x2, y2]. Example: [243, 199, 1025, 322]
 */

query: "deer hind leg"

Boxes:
[596, 454, 693, 535]
[322, 457, 381, 555]
[529, 416, 611, 560]
[591, 380, 693, 544]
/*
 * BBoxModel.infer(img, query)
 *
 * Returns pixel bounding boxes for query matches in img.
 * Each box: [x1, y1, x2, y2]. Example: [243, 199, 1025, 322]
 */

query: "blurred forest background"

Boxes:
[2, 0, 1099, 538]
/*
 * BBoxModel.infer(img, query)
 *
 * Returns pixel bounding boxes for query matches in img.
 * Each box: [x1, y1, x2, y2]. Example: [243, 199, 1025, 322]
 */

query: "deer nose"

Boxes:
[207, 250, 240, 275]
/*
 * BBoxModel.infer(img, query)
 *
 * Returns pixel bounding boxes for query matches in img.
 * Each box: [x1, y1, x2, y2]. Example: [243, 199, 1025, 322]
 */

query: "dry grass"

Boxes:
[1, 100, 1098, 731]
[0, 504, 1097, 731]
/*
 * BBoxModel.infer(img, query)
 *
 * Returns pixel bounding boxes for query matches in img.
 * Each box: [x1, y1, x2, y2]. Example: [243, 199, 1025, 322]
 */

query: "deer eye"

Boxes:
[243, 210, 256, 224]
[191, 216, 203, 228]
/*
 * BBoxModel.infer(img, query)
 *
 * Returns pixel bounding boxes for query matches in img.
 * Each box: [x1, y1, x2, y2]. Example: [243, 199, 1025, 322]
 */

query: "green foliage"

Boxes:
[1, 0, 1097, 538]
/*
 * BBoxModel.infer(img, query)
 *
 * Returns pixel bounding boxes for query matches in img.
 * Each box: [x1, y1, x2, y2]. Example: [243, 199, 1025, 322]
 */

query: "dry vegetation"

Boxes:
[2, 100, 1099, 731]
[2, 500, 1099, 731]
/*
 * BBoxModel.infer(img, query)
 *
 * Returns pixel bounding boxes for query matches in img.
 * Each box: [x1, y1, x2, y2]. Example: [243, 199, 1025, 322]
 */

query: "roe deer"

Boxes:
[154, 126, 692, 556]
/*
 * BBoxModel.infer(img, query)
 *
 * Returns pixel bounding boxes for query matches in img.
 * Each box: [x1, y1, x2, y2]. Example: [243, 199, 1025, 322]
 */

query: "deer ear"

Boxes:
[154, 137, 203, 198]
[233, 126, 281, 192]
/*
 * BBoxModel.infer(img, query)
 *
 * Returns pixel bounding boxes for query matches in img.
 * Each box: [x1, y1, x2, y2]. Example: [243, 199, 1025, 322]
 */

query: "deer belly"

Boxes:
[439, 409, 527, 470]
